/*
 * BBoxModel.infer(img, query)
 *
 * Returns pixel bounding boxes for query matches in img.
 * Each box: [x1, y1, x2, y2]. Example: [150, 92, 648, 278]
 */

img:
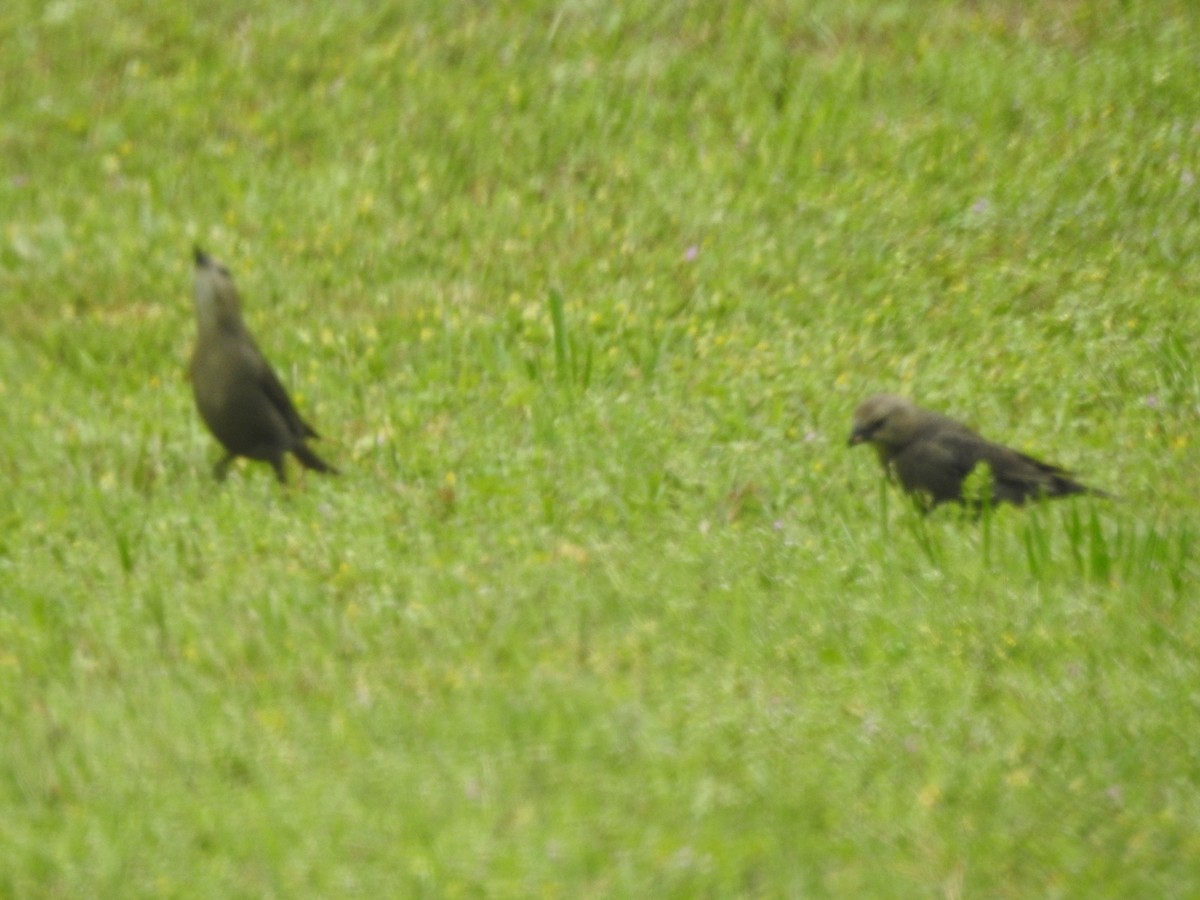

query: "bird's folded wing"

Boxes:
[911, 432, 980, 480]
[256, 361, 320, 440]
[889, 435, 978, 504]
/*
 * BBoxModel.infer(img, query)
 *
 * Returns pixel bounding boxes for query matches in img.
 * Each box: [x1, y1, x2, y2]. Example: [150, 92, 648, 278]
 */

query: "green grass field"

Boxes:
[3, 0, 1199, 895]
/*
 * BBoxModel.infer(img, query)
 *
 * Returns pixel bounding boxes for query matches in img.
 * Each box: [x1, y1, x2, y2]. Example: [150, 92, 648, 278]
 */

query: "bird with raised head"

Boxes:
[848, 393, 1107, 510]
[189, 246, 337, 484]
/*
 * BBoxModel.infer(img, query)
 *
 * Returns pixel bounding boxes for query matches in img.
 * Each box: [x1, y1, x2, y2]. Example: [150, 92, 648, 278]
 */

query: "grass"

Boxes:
[2, 0, 1200, 895]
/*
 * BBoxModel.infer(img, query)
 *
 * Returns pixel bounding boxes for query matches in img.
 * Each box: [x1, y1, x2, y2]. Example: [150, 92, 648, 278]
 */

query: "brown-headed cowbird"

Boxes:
[190, 247, 337, 484]
[848, 393, 1107, 509]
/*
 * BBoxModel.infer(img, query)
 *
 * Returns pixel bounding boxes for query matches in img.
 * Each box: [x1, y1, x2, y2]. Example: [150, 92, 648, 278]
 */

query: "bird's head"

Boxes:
[848, 394, 921, 453]
[192, 247, 245, 334]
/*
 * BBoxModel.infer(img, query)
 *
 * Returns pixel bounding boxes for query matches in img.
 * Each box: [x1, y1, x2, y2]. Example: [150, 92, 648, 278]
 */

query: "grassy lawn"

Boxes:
[2, 0, 1199, 895]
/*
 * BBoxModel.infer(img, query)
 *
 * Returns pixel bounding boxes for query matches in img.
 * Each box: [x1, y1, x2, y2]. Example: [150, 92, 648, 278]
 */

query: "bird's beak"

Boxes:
[848, 427, 866, 447]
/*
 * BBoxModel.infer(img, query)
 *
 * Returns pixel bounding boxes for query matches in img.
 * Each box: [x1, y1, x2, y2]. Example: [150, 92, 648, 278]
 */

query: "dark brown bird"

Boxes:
[189, 247, 337, 484]
[848, 393, 1106, 509]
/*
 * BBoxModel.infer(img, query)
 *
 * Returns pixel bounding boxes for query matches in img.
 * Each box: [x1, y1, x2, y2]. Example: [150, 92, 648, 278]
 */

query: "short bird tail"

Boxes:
[293, 441, 338, 475]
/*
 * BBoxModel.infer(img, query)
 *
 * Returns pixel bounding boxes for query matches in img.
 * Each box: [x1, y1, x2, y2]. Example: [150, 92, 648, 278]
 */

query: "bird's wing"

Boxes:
[243, 344, 320, 440]
[936, 428, 1100, 503]
[1008, 448, 1073, 478]
[892, 431, 980, 505]
[935, 429, 1001, 475]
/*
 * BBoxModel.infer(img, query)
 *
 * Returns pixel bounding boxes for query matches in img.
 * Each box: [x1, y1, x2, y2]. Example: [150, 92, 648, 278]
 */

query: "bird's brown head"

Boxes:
[192, 246, 245, 335]
[848, 394, 921, 452]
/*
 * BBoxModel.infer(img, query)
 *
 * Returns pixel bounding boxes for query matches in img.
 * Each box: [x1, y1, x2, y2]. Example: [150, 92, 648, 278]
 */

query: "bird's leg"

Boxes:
[213, 454, 235, 481]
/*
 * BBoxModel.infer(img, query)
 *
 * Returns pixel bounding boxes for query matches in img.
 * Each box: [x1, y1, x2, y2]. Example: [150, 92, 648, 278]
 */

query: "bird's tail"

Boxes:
[1050, 473, 1115, 501]
[293, 441, 339, 475]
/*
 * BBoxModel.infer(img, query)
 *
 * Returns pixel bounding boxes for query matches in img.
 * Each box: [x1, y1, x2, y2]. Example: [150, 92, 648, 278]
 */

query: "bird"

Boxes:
[848, 393, 1107, 510]
[189, 246, 337, 484]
